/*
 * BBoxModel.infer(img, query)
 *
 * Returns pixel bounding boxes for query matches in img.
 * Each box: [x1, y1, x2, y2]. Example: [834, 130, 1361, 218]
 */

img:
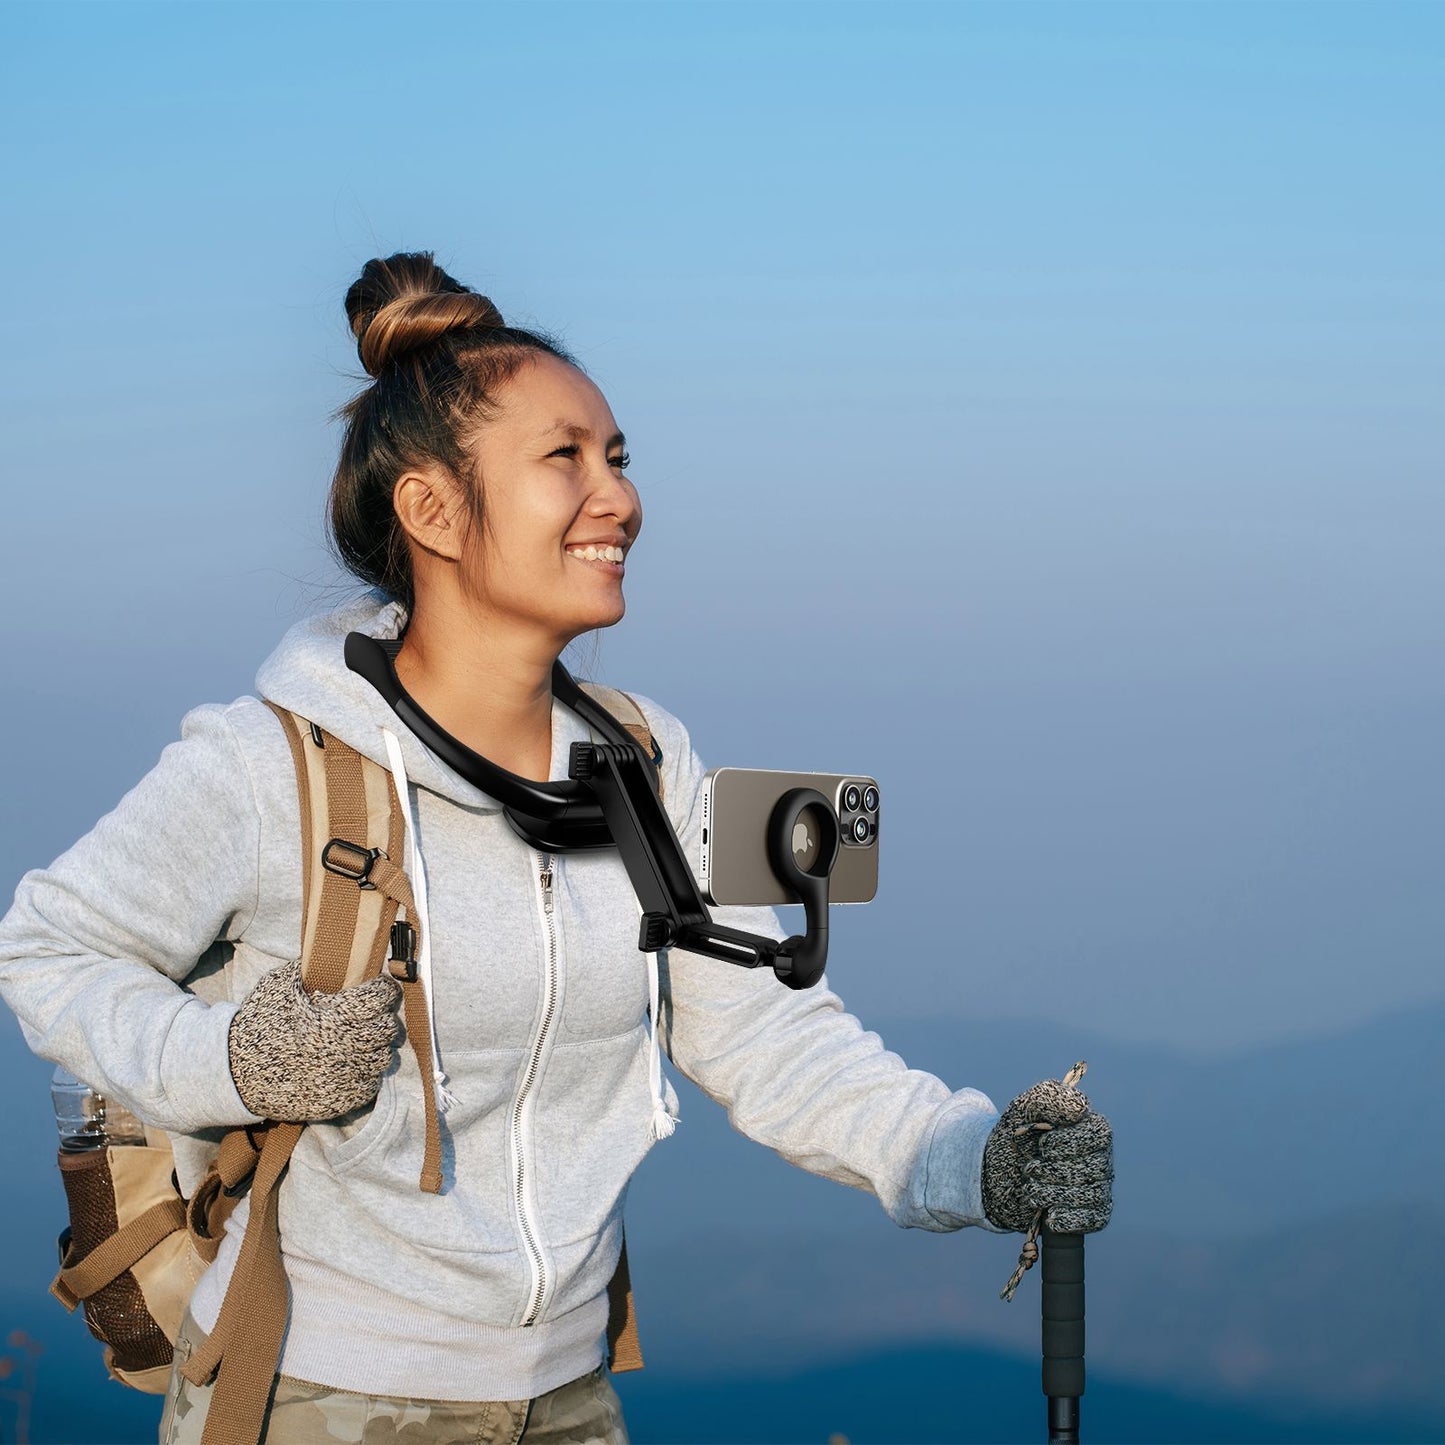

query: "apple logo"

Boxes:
[793, 821, 813, 856]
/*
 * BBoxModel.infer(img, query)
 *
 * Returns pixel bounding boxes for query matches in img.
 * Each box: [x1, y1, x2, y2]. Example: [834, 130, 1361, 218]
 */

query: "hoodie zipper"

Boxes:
[512, 852, 558, 1326]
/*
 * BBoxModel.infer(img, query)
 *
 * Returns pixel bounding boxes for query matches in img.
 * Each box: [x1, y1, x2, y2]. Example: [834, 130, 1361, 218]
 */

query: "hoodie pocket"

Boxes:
[308, 1071, 404, 1176]
[328, 1050, 523, 1258]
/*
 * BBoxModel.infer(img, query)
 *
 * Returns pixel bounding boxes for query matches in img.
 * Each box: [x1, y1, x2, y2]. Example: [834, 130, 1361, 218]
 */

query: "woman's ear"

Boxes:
[394, 468, 466, 562]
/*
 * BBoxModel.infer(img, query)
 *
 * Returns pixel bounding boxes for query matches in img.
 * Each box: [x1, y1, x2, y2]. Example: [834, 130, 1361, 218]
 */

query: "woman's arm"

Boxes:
[634, 695, 1003, 1233]
[0, 702, 267, 1133]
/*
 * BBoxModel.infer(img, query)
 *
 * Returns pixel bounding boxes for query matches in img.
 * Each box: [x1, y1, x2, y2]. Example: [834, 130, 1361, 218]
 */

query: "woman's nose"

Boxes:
[587, 463, 639, 524]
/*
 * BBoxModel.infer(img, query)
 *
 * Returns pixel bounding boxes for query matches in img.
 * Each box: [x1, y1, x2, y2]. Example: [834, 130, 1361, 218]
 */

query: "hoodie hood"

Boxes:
[254, 592, 598, 812]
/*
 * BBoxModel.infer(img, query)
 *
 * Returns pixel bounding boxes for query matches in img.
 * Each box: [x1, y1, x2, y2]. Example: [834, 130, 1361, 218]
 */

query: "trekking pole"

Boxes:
[998, 1061, 1089, 1443]
[1041, 1226, 1084, 1443]
[1042, 1058, 1087, 1443]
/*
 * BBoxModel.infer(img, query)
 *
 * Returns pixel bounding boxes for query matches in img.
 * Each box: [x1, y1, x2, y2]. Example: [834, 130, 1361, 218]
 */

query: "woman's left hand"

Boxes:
[980, 1078, 1114, 1234]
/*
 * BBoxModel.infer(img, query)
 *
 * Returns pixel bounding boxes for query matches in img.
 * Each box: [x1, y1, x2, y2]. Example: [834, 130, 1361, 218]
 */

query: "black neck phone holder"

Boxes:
[346, 632, 838, 989]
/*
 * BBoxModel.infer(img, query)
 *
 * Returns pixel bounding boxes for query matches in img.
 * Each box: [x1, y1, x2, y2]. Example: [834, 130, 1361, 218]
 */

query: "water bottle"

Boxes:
[51, 1066, 146, 1151]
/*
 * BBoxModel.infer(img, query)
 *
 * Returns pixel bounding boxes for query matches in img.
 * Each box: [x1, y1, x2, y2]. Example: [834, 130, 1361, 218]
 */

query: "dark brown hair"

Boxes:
[329, 252, 577, 615]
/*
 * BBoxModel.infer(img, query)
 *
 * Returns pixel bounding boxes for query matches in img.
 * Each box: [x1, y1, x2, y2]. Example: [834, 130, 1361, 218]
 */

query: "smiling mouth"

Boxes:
[565, 545, 625, 573]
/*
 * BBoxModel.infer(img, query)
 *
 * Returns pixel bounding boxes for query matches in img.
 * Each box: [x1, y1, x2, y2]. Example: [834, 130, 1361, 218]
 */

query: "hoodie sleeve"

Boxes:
[630, 695, 1004, 1233]
[0, 702, 266, 1133]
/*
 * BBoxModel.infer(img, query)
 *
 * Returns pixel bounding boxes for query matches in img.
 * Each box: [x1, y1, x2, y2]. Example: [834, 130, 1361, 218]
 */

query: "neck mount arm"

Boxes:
[345, 630, 833, 988]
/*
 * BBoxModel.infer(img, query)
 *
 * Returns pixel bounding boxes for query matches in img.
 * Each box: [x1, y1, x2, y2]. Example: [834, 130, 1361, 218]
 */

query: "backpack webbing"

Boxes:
[178, 707, 430, 1445]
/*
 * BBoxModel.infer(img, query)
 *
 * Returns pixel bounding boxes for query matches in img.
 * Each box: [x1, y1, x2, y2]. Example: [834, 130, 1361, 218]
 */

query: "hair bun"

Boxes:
[345, 252, 505, 377]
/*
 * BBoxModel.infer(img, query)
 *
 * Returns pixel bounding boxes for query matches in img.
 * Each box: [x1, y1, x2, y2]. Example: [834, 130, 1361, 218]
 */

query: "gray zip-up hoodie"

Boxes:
[0, 594, 999, 1401]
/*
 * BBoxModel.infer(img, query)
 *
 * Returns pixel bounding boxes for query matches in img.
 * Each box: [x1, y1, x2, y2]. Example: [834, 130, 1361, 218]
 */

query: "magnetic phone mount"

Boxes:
[345, 630, 841, 988]
[570, 746, 841, 989]
[765, 788, 840, 990]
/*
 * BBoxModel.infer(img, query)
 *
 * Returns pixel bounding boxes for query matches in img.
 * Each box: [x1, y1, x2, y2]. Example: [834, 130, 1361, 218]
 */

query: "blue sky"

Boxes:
[2, 1, 1441, 1051]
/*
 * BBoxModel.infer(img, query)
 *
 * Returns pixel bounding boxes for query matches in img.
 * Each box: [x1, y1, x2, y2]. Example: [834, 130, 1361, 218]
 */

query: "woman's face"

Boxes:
[457, 352, 642, 646]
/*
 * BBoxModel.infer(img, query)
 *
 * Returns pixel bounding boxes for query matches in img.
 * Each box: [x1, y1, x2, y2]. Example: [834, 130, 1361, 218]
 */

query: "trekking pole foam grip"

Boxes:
[1041, 1226, 1085, 1401]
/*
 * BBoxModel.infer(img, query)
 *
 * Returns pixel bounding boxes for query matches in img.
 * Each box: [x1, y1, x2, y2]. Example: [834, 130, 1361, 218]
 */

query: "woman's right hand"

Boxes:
[227, 960, 402, 1122]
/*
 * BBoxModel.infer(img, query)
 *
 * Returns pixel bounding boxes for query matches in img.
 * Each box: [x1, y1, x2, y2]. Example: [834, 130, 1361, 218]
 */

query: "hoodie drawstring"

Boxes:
[380, 725, 674, 1142]
[639, 905, 679, 1142]
[381, 727, 458, 1114]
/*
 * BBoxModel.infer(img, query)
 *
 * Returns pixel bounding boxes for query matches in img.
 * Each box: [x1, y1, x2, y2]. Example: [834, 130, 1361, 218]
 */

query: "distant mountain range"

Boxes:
[621, 1002, 1445, 1429]
[620, 1201, 1444, 1423]
[1, 1001, 1440, 1442]
[5, 1330, 1435, 1445]
[616, 1341, 1438, 1445]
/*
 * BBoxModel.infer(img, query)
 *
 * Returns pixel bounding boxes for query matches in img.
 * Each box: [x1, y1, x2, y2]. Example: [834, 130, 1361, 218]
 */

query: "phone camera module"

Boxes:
[838, 779, 877, 848]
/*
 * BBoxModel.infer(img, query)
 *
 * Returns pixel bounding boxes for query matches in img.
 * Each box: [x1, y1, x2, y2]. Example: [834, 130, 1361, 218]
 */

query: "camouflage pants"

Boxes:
[160, 1311, 629, 1445]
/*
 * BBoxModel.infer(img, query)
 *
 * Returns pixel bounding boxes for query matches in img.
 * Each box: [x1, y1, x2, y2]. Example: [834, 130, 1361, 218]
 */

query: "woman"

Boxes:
[0, 253, 1112, 1444]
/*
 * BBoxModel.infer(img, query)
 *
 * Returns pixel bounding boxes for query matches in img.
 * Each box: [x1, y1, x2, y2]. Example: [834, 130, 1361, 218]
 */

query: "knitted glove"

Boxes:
[981, 1078, 1114, 1234]
[228, 959, 402, 1122]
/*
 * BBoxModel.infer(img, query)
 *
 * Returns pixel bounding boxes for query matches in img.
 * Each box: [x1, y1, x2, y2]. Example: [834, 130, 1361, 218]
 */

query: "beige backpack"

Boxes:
[50, 686, 662, 1444]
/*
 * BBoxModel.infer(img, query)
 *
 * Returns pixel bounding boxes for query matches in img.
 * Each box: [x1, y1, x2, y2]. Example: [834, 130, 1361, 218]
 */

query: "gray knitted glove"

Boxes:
[981, 1078, 1114, 1234]
[228, 959, 403, 1122]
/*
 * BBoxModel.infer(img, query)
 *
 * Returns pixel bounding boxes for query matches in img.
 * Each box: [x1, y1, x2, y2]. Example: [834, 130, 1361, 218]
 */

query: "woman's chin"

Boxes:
[561, 603, 626, 643]
[587, 597, 627, 630]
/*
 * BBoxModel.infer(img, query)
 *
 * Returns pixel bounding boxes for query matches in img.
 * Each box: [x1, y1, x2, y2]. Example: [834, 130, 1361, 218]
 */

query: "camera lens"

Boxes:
[863, 786, 879, 812]
[843, 783, 862, 812]
[853, 815, 870, 843]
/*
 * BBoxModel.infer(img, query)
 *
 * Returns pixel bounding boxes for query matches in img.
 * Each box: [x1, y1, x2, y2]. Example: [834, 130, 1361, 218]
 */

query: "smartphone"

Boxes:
[699, 768, 880, 907]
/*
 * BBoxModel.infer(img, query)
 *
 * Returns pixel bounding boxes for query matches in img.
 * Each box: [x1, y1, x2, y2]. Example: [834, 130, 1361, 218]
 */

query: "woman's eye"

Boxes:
[546, 443, 629, 470]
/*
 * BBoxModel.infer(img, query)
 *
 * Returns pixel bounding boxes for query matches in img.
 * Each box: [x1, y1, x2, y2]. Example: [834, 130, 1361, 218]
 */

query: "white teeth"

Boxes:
[568, 545, 624, 563]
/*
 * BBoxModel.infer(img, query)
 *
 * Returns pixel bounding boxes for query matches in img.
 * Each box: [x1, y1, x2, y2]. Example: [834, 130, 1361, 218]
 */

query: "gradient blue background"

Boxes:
[1, 3, 1440, 1441]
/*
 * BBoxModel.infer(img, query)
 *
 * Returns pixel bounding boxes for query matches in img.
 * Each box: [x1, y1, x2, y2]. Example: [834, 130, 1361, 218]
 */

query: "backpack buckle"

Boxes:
[322, 839, 383, 889]
[387, 921, 418, 983]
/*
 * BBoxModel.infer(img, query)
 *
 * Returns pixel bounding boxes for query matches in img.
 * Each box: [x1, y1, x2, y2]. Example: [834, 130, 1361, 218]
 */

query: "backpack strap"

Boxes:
[605, 1235, 645, 1373]
[265, 704, 443, 1187]
[180, 705, 440, 1445]
[579, 683, 665, 803]
[177, 1118, 302, 1445]
[578, 682, 661, 1374]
